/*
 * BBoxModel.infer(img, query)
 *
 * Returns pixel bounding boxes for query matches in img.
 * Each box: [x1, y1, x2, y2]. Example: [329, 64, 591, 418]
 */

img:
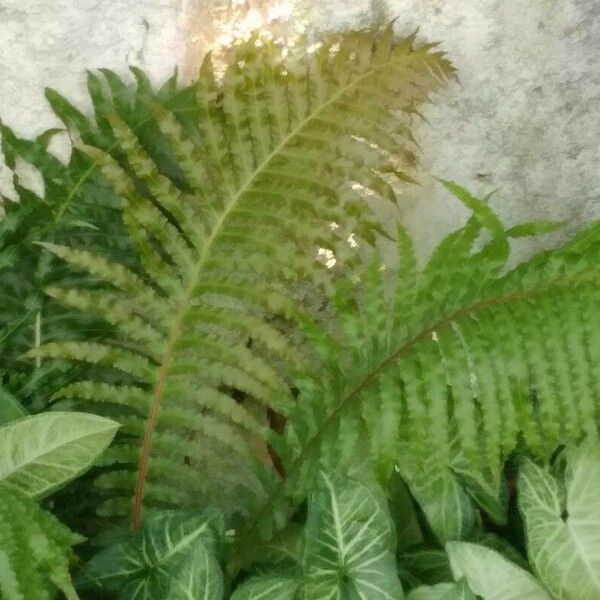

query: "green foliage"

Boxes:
[0, 487, 82, 600]
[79, 510, 225, 600]
[0, 411, 117, 599]
[519, 443, 600, 599]
[0, 412, 118, 498]
[300, 471, 402, 598]
[446, 542, 551, 599]
[228, 181, 600, 561]
[407, 580, 476, 600]
[4, 21, 600, 600]
[0, 67, 187, 410]
[233, 470, 404, 599]
[23, 27, 454, 530]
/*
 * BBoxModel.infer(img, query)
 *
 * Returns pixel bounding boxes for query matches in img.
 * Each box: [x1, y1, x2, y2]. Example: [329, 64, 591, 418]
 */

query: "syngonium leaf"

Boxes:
[79, 510, 225, 600]
[301, 471, 403, 599]
[233, 471, 403, 599]
[0, 411, 118, 498]
[398, 547, 453, 589]
[165, 544, 224, 600]
[407, 579, 476, 600]
[446, 542, 551, 600]
[518, 442, 600, 600]
[396, 451, 476, 544]
[0, 487, 82, 600]
[231, 575, 300, 600]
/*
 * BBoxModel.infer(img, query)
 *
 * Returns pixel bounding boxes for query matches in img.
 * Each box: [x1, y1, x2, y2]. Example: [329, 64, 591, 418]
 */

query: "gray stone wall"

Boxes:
[2, 0, 599, 256]
[0, 0, 189, 196]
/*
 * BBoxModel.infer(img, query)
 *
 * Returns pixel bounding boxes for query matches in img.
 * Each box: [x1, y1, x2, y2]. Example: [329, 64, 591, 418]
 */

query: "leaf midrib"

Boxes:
[131, 49, 418, 528]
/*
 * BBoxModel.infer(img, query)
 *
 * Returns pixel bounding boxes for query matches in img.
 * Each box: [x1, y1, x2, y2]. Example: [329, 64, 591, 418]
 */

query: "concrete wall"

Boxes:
[2, 0, 599, 255]
[0, 0, 190, 195]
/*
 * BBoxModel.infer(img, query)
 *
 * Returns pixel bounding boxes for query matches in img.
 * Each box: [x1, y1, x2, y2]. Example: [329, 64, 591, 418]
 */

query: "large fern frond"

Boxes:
[232, 182, 600, 563]
[29, 28, 454, 528]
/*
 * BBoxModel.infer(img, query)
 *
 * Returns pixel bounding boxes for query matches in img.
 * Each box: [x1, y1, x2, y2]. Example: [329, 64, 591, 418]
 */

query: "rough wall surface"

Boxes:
[2, 0, 599, 254]
[289, 0, 600, 254]
[0, 0, 189, 194]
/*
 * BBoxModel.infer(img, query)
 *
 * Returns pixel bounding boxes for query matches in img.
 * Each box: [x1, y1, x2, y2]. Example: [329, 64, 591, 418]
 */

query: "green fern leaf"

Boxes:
[32, 27, 453, 528]
[0, 66, 190, 410]
[234, 182, 600, 563]
[0, 487, 82, 600]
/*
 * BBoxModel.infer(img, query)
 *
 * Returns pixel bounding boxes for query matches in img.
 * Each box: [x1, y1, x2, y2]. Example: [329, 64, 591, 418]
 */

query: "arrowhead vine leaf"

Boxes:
[79, 510, 225, 600]
[0, 411, 118, 498]
[518, 443, 600, 600]
[446, 542, 551, 600]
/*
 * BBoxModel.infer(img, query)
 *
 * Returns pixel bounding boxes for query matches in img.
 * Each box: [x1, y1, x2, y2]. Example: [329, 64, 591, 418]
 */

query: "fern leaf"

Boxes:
[233, 182, 600, 564]
[0, 67, 189, 409]
[0, 487, 81, 600]
[35, 27, 452, 529]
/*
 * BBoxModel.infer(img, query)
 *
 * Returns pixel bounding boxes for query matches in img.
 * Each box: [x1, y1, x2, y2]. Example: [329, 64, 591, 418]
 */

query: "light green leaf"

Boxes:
[166, 543, 224, 600]
[0, 412, 118, 498]
[407, 579, 475, 600]
[450, 453, 508, 525]
[518, 443, 600, 600]
[446, 542, 551, 600]
[231, 574, 299, 599]
[397, 454, 476, 543]
[407, 584, 454, 600]
[302, 471, 404, 599]
[79, 510, 224, 600]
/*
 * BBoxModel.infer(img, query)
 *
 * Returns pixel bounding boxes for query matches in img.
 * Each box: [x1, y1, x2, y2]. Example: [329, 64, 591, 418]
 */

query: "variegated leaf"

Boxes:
[518, 443, 600, 600]
[79, 510, 224, 600]
[166, 543, 224, 600]
[0, 411, 118, 498]
[446, 542, 551, 600]
[231, 574, 299, 599]
[302, 471, 403, 599]
[407, 579, 476, 600]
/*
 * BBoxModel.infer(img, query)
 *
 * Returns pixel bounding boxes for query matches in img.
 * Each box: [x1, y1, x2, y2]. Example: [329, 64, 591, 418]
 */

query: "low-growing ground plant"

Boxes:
[1, 24, 599, 600]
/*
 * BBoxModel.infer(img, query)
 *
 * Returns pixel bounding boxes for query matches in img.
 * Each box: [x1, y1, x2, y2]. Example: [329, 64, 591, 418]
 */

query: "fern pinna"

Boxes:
[28, 28, 454, 528]
[236, 181, 600, 559]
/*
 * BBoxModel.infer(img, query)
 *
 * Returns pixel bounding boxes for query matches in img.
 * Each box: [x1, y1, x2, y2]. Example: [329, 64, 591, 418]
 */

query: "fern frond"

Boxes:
[32, 27, 452, 529]
[232, 182, 600, 563]
[0, 67, 190, 409]
[0, 488, 81, 600]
